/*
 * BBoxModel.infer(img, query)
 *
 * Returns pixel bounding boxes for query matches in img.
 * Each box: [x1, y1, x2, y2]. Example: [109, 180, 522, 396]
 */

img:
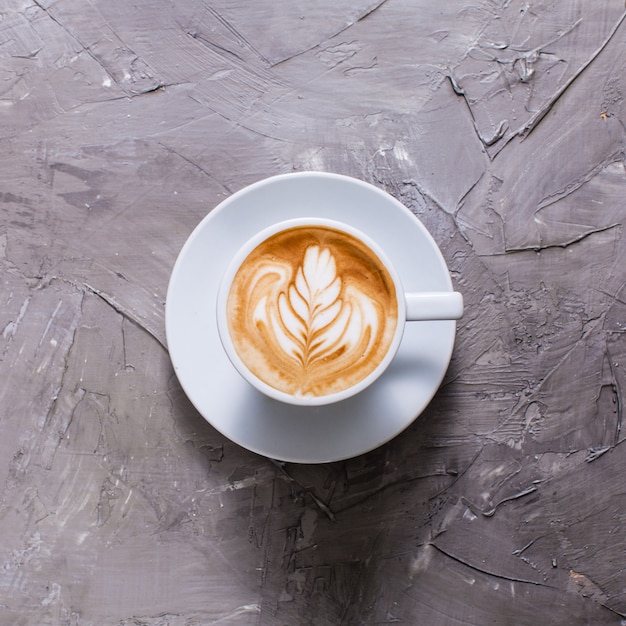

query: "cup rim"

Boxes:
[216, 217, 407, 406]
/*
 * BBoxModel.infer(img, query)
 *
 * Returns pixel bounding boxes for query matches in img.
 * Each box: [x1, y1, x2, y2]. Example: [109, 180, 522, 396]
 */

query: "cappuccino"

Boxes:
[225, 225, 398, 399]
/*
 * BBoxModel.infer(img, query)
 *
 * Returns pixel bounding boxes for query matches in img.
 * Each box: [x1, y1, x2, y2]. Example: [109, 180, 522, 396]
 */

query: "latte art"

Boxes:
[256, 245, 378, 369]
[226, 226, 398, 398]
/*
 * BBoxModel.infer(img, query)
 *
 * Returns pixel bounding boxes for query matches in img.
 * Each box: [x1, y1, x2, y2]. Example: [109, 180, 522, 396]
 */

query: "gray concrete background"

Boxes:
[1, 1, 625, 624]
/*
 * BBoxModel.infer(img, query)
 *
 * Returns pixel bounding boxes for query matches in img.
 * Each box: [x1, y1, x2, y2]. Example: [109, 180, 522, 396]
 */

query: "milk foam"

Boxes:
[227, 226, 398, 397]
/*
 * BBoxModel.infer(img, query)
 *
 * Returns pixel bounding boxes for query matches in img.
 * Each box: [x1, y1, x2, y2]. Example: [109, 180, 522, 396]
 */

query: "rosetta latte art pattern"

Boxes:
[254, 245, 378, 372]
[226, 226, 398, 398]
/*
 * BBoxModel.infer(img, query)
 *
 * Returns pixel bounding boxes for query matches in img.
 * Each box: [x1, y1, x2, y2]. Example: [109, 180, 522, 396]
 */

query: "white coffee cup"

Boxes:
[217, 217, 462, 406]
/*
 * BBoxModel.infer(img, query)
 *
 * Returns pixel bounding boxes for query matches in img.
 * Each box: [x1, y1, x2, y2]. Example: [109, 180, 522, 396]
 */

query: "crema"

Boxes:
[225, 225, 398, 398]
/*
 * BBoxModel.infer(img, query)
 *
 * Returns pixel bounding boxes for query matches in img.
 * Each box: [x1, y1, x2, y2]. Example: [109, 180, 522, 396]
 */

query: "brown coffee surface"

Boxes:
[226, 226, 398, 398]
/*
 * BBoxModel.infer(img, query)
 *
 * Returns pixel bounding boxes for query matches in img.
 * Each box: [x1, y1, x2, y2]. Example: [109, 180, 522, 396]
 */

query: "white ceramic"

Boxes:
[166, 172, 460, 463]
[216, 217, 463, 406]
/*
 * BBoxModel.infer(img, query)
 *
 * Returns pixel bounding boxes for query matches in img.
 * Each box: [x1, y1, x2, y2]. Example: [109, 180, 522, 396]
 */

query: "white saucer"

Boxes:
[166, 172, 457, 463]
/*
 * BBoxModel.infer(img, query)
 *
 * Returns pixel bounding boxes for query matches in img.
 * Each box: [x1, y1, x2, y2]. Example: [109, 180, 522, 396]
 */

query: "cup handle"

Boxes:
[405, 292, 463, 321]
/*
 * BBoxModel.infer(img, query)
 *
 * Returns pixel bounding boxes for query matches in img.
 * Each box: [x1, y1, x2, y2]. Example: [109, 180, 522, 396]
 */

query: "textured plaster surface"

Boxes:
[1, 1, 625, 624]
